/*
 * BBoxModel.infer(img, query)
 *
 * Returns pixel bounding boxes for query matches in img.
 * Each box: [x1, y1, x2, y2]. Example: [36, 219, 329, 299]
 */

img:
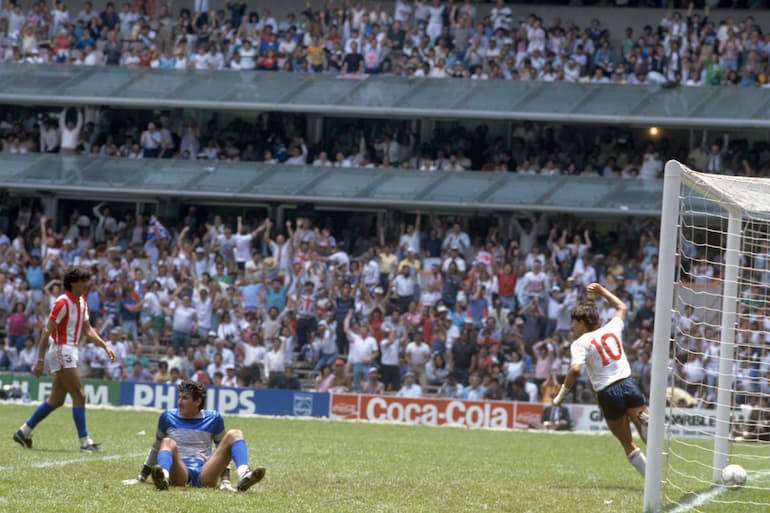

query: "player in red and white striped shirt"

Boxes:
[14, 267, 116, 452]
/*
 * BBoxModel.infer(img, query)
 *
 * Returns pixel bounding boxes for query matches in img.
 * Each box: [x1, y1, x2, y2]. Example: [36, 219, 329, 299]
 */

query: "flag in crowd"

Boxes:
[146, 215, 170, 242]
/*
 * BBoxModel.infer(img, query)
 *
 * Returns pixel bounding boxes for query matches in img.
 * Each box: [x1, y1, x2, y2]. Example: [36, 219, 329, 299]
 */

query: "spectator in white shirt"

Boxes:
[441, 245, 467, 273]
[405, 330, 432, 386]
[344, 310, 379, 391]
[285, 139, 308, 165]
[392, 266, 416, 313]
[639, 149, 663, 180]
[442, 223, 470, 256]
[234, 216, 267, 269]
[206, 352, 227, 381]
[39, 118, 59, 153]
[193, 288, 213, 336]
[59, 106, 83, 154]
[396, 371, 423, 398]
[171, 294, 197, 354]
[313, 318, 338, 371]
[398, 211, 421, 258]
[239, 333, 266, 378]
[139, 122, 162, 158]
[264, 336, 286, 387]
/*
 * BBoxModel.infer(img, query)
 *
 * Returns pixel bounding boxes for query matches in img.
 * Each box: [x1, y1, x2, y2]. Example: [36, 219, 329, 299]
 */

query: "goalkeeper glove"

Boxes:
[122, 465, 152, 485]
[552, 385, 570, 407]
[219, 479, 237, 492]
[121, 474, 147, 485]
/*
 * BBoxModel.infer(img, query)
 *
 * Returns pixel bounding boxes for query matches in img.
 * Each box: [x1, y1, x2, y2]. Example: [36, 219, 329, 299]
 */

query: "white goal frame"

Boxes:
[643, 160, 747, 512]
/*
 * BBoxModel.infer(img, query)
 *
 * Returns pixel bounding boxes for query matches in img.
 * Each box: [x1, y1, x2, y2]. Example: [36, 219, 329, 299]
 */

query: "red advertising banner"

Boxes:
[331, 393, 527, 430]
[513, 402, 544, 430]
[329, 393, 360, 420]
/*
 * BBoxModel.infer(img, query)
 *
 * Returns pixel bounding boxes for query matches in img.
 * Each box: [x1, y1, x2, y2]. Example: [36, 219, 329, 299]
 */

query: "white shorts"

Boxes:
[47, 344, 79, 373]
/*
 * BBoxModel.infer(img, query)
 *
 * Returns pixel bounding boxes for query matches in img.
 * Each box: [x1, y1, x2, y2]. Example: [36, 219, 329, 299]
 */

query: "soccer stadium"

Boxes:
[1, 0, 770, 511]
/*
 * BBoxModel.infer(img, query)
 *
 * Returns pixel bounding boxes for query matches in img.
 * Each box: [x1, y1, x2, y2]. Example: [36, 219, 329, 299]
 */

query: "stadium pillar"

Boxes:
[418, 119, 433, 145]
[307, 116, 323, 146]
[41, 194, 58, 227]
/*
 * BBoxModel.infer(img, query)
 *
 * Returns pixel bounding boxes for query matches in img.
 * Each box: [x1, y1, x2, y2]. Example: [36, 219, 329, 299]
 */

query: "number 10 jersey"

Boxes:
[570, 316, 631, 392]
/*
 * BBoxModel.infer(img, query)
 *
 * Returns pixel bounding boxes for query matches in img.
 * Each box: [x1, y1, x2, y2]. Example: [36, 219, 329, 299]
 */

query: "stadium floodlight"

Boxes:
[644, 160, 770, 512]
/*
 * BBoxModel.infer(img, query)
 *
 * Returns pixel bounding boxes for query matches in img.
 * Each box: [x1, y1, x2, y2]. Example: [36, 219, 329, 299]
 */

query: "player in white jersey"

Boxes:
[14, 267, 116, 452]
[553, 283, 649, 477]
[146, 380, 266, 492]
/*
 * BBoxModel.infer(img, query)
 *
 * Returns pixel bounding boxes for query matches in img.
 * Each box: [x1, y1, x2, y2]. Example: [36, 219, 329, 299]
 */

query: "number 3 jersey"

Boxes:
[570, 316, 631, 391]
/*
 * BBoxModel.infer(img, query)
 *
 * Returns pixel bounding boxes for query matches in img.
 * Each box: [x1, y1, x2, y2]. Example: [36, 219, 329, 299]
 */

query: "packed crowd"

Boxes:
[1, 196, 769, 408]
[1, 0, 770, 87]
[0, 196, 665, 403]
[4, 105, 769, 177]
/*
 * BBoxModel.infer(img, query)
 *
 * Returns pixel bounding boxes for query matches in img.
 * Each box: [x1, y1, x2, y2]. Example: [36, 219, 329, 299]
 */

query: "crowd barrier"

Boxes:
[0, 374, 718, 437]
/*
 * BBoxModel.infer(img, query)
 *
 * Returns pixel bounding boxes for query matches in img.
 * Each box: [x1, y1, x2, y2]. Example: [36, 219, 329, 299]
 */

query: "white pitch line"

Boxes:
[668, 486, 724, 513]
[668, 469, 770, 513]
[0, 452, 143, 472]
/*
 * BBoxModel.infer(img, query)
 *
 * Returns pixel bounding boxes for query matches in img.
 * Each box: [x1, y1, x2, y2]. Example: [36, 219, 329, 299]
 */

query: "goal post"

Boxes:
[644, 160, 770, 512]
[644, 159, 683, 513]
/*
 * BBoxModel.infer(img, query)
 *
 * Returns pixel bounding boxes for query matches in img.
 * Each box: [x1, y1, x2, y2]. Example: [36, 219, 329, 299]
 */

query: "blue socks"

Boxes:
[26, 401, 54, 429]
[158, 450, 173, 471]
[72, 407, 87, 438]
[231, 439, 248, 468]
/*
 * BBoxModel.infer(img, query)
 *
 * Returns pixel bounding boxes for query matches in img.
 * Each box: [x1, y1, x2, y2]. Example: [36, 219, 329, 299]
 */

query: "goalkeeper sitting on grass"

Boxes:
[124, 380, 265, 492]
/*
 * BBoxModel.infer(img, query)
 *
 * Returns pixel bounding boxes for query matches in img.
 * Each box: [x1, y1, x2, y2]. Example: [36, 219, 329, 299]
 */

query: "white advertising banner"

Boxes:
[568, 404, 718, 438]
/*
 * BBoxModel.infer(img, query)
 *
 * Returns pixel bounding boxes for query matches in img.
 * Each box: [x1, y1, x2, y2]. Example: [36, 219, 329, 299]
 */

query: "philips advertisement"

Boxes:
[119, 382, 329, 418]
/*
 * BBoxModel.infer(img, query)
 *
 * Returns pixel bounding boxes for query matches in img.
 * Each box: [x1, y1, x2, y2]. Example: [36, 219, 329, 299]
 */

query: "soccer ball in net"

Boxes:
[721, 464, 748, 490]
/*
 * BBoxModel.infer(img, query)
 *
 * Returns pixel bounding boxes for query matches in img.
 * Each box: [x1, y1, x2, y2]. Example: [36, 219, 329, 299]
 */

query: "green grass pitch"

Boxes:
[0, 403, 766, 513]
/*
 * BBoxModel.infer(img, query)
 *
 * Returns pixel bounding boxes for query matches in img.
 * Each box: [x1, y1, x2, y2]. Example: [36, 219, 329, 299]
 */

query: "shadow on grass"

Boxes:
[599, 484, 645, 492]
[32, 447, 86, 453]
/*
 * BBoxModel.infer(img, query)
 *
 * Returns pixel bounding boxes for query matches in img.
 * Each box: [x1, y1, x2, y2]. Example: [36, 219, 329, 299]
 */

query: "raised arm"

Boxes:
[253, 218, 269, 238]
[586, 282, 627, 321]
[75, 108, 83, 131]
[262, 219, 273, 243]
[40, 215, 48, 244]
[176, 226, 191, 251]
[582, 228, 592, 251]
[343, 308, 354, 338]
[59, 107, 68, 131]
[285, 219, 295, 245]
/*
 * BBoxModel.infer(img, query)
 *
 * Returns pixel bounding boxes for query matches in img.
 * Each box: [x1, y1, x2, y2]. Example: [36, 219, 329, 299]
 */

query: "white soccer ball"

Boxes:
[721, 464, 747, 490]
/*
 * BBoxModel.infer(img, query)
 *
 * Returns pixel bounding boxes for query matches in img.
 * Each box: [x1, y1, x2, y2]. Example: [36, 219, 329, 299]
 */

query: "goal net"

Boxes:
[644, 161, 770, 513]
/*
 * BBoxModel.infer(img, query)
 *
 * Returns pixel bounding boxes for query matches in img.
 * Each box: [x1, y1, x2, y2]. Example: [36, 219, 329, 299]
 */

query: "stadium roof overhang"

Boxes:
[0, 155, 663, 216]
[0, 64, 768, 128]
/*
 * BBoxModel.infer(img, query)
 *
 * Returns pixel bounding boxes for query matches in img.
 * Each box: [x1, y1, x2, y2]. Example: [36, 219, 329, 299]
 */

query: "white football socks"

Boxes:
[20, 424, 32, 436]
[237, 465, 250, 481]
[628, 448, 647, 477]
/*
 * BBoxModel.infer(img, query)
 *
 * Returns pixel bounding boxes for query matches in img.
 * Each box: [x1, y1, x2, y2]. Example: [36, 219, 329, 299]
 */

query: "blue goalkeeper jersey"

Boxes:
[156, 408, 225, 463]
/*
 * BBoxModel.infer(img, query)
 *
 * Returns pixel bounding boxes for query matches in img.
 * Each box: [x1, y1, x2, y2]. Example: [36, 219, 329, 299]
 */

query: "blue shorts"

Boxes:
[182, 457, 204, 487]
[596, 377, 646, 421]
